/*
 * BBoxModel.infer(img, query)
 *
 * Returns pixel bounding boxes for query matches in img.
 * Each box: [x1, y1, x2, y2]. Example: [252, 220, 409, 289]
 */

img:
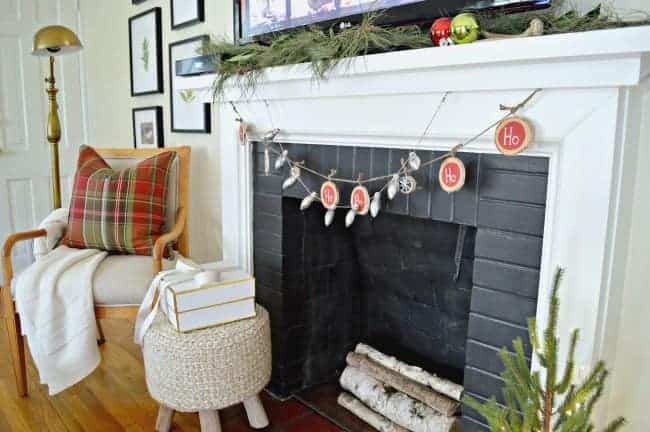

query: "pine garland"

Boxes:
[201, 2, 650, 99]
[463, 268, 625, 432]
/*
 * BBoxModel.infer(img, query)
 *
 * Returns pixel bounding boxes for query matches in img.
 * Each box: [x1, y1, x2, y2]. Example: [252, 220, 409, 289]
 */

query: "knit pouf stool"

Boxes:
[143, 305, 272, 432]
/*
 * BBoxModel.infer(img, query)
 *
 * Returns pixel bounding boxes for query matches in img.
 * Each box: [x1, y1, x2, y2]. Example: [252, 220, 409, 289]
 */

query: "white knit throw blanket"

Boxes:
[14, 245, 107, 395]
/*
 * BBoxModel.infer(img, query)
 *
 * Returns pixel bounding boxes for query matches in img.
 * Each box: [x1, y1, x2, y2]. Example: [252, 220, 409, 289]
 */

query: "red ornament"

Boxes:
[350, 185, 370, 215]
[495, 116, 533, 155]
[320, 181, 339, 210]
[438, 157, 466, 193]
[431, 17, 452, 47]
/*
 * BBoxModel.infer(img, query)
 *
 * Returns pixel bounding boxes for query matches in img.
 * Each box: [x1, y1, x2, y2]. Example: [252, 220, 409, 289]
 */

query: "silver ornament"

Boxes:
[262, 128, 280, 142]
[370, 192, 381, 218]
[408, 152, 421, 171]
[399, 175, 417, 194]
[324, 209, 335, 227]
[345, 208, 357, 228]
[274, 149, 288, 170]
[387, 174, 399, 200]
[300, 192, 317, 211]
[282, 166, 300, 190]
[264, 145, 271, 175]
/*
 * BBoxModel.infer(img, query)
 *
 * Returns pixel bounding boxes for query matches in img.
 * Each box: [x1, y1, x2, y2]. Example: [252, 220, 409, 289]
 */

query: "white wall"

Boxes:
[79, 0, 233, 262]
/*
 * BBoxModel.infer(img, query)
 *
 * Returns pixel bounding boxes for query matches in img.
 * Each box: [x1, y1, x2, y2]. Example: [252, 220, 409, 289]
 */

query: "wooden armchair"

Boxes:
[1, 146, 190, 397]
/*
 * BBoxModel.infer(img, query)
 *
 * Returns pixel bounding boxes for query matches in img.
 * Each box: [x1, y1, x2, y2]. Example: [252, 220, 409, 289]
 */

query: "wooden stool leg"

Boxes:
[155, 405, 174, 432]
[199, 410, 221, 432]
[96, 319, 106, 345]
[243, 394, 269, 429]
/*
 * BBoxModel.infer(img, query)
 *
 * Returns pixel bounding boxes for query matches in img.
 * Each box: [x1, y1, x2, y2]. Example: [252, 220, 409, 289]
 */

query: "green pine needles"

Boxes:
[201, 2, 649, 100]
[463, 268, 625, 432]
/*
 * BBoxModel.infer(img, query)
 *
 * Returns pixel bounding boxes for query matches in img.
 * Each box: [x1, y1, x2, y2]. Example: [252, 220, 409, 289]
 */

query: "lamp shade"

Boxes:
[32, 25, 82, 56]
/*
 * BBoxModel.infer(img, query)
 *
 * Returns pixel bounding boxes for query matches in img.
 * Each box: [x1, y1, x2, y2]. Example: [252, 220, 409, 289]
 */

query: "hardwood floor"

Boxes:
[0, 317, 342, 432]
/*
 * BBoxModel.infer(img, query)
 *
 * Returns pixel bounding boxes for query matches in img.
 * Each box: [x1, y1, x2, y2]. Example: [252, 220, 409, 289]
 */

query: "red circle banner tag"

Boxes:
[439, 157, 466, 193]
[320, 181, 339, 210]
[495, 116, 533, 155]
[350, 185, 370, 215]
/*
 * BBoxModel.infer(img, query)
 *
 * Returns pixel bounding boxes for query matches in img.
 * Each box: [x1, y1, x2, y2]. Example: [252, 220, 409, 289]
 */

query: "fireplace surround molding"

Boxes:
[180, 26, 650, 426]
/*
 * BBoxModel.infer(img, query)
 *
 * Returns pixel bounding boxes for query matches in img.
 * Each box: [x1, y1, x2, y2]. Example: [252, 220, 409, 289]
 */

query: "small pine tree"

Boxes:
[464, 268, 625, 432]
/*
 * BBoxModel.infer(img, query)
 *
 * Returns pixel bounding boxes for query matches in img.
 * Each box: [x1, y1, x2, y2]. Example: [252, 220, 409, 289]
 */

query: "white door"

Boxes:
[0, 0, 86, 275]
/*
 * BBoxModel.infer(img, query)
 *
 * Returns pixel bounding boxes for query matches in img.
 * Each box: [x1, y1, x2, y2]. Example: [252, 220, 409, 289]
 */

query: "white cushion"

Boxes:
[92, 255, 175, 306]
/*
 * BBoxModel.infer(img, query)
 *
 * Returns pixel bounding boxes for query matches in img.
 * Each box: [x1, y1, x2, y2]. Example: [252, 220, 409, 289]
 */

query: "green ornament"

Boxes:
[450, 13, 480, 44]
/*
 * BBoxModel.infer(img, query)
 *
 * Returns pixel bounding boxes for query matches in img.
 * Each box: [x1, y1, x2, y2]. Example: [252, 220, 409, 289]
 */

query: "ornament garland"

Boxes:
[237, 89, 541, 228]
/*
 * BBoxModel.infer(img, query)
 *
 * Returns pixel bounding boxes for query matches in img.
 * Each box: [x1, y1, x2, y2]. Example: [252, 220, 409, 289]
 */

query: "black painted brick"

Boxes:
[254, 230, 282, 255]
[453, 153, 479, 226]
[473, 258, 539, 299]
[467, 312, 531, 354]
[480, 171, 547, 205]
[478, 200, 545, 236]
[254, 193, 282, 216]
[471, 286, 537, 326]
[254, 210, 282, 235]
[464, 366, 505, 404]
[474, 228, 543, 269]
[255, 174, 283, 195]
[466, 340, 529, 376]
[458, 416, 489, 432]
[481, 154, 549, 173]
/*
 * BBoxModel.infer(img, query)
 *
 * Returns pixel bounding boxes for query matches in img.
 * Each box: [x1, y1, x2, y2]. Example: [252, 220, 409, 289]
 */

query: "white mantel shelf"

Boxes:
[179, 26, 650, 101]
[195, 26, 650, 429]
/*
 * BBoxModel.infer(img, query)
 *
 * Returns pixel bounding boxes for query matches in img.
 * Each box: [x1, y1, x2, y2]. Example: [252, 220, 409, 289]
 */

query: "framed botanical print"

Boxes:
[169, 36, 211, 133]
[171, 0, 205, 29]
[129, 7, 163, 96]
[133, 106, 164, 148]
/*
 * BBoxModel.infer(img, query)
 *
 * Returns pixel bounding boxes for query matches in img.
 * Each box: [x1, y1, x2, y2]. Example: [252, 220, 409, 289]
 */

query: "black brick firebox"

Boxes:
[252, 143, 548, 431]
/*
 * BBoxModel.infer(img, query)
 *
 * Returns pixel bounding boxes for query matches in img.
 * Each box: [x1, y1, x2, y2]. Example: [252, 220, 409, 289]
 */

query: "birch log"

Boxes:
[347, 352, 460, 416]
[340, 366, 457, 432]
[355, 343, 463, 401]
[338, 392, 409, 432]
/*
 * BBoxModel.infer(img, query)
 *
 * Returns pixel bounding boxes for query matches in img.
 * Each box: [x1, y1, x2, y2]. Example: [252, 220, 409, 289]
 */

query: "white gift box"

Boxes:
[160, 267, 256, 332]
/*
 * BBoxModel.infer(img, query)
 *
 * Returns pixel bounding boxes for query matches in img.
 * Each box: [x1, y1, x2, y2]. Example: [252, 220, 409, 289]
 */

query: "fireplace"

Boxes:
[252, 142, 548, 430]
[177, 27, 650, 430]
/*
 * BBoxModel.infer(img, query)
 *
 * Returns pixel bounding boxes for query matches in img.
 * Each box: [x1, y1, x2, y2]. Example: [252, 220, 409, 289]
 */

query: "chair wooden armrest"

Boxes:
[2, 229, 47, 312]
[153, 207, 187, 274]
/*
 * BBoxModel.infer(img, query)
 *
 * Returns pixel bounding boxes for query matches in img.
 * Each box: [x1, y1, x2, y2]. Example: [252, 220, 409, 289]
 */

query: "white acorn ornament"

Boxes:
[370, 192, 381, 218]
[263, 145, 271, 175]
[274, 149, 288, 170]
[387, 174, 399, 200]
[282, 166, 300, 190]
[324, 209, 335, 227]
[345, 203, 359, 228]
[408, 152, 421, 171]
[300, 192, 317, 211]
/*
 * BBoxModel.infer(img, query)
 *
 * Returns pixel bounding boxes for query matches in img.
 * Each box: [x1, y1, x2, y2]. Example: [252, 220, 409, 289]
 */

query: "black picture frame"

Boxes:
[128, 7, 163, 96]
[171, 0, 205, 30]
[132, 106, 164, 148]
[169, 35, 211, 134]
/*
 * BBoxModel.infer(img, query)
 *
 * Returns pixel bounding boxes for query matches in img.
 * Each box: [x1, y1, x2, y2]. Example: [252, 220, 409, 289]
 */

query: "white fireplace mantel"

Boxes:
[183, 26, 650, 426]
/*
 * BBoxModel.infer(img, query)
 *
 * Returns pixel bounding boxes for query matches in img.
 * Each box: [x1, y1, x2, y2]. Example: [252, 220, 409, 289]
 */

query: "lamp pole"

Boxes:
[46, 56, 62, 209]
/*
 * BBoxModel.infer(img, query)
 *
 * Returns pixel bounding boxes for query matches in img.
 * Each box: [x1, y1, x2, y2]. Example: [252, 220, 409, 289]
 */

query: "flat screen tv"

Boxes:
[237, 0, 551, 41]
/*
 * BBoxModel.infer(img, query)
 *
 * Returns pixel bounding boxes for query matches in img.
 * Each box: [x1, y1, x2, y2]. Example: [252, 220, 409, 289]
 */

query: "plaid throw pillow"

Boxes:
[66, 145, 175, 256]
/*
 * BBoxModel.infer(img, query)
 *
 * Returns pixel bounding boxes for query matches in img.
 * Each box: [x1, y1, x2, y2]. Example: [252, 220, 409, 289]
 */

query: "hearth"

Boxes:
[253, 142, 548, 431]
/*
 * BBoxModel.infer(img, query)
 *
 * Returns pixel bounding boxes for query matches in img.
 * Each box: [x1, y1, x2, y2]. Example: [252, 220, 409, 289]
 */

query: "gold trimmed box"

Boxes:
[164, 268, 256, 332]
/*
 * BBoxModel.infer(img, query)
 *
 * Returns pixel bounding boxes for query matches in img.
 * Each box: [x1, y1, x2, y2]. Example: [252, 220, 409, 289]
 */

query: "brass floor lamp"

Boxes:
[32, 25, 83, 209]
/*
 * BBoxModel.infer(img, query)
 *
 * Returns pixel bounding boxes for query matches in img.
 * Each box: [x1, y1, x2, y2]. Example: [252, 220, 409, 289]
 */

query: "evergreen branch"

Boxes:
[555, 328, 579, 394]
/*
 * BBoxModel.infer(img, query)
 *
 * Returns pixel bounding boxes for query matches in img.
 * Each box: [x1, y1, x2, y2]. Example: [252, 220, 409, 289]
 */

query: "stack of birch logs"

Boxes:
[338, 343, 463, 432]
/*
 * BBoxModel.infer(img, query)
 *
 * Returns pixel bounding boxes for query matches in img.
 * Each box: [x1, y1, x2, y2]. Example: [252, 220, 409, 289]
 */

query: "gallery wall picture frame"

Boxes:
[171, 0, 205, 30]
[169, 35, 211, 133]
[133, 106, 164, 149]
[129, 7, 163, 96]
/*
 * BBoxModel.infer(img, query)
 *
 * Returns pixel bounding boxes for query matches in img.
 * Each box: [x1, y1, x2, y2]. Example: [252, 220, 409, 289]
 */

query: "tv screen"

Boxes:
[239, 0, 551, 40]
